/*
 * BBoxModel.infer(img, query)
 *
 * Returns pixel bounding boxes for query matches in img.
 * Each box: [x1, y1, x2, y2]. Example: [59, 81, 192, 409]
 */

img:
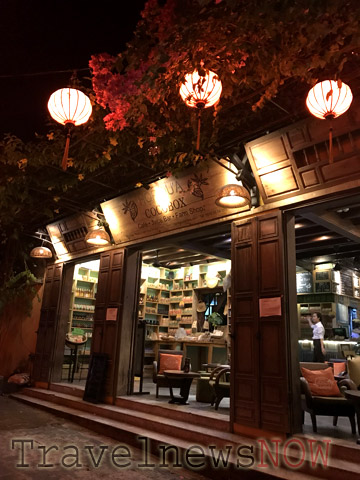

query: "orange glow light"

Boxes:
[48, 88, 92, 126]
[179, 69, 222, 109]
[306, 80, 352, 120]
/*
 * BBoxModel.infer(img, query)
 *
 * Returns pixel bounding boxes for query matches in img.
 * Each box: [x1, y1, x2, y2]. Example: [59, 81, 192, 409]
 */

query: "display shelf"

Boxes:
[138, 261, 230, 341]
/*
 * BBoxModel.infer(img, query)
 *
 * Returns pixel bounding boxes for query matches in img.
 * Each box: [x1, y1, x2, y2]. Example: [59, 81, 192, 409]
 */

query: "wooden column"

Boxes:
[231, 210, 295, 435]
[33, 263, 63, 386]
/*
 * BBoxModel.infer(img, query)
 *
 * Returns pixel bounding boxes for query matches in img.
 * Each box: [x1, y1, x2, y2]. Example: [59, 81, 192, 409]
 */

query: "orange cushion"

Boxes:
[329, 362, 346, 376]
[159, 354, 182, 374]
[301, 367, 342, 397]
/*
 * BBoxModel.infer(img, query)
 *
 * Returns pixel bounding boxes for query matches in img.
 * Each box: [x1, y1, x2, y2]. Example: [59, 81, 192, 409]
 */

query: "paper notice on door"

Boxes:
[259, 297, 282, 317]
[106, 307, 118, 321]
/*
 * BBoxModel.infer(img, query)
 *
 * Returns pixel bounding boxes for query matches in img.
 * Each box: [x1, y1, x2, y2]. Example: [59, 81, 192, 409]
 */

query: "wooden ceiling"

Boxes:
[141, 225, 231, 268]
[141, 194, 360, 269]
[295, 194, 360, 268]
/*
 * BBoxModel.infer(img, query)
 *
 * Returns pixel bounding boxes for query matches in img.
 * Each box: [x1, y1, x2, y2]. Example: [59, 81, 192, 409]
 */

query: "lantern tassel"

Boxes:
[196, 109, 202, 151]
[328, 121, 333, 164]
[62, 131, 71, 170]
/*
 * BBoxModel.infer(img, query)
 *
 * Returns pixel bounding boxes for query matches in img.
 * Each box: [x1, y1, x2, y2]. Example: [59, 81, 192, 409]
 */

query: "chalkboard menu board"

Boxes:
[83, 353, 108, 404]
[340, 272, 353, 297]
[296, 272, 313, 293]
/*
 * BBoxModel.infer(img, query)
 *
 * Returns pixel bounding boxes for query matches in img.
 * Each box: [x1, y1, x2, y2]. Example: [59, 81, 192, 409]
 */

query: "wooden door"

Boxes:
[33, 263, 63, 385]
[91, 248, 126, 400]
[231, 210, 290, 433]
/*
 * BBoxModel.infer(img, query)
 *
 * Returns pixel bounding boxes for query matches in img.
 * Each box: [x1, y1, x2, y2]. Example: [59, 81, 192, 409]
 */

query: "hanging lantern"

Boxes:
[179, 68, 222, 150]
[48, 88, 92, 170]
[30, 246, 53, 259]
[85, 227, 111, 246]
[215, 183, 251, 208]
[306, 80, 353, 163]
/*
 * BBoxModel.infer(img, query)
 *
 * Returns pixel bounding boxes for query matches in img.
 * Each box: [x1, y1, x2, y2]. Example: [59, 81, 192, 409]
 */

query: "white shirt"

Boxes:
[311, 322, 325, 339]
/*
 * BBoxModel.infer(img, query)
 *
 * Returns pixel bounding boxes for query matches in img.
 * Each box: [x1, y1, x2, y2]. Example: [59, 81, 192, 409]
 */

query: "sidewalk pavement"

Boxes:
[0, 395, 210, 480]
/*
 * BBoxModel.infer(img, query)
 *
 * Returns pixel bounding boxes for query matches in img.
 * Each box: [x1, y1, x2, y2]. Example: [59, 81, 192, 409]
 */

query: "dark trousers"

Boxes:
[313, 339, 325, 362]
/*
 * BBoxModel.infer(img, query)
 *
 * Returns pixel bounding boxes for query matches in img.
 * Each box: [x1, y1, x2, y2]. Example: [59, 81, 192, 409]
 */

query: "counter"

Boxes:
[299, 339, 358, 361]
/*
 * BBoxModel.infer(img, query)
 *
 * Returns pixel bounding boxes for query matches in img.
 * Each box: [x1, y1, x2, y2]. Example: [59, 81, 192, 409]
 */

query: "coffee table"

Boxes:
[343, 390, 360, 445]
[164, 370, 200, 405]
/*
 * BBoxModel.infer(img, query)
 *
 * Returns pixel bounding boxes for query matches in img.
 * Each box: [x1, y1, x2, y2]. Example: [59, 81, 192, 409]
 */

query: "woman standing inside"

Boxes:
[308, 312, 326, 362]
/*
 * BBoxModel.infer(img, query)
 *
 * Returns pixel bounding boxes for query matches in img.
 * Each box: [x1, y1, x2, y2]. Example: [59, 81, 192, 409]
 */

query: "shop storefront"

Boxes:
[32, 100, 360, 438]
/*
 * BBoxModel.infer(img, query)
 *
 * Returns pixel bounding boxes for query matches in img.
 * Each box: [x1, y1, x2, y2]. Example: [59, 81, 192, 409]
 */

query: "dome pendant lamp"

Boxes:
[30, 246, 53, 259]
[306, 80, 353, 163]
[85, 226, 111, 246]
[215, 183, 251, 208]
[179, 65, 222, 150]
[48, 88, 92, 170]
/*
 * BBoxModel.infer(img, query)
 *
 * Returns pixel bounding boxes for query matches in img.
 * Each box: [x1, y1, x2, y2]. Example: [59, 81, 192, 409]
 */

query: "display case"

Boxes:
[68, 265, 98, 355]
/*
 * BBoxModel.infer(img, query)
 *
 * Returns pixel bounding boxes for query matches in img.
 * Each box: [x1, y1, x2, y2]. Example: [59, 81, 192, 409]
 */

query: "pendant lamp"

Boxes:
[306, 80, 353, 163]
[85, 227, 111, 246]
[179, 67, 222, 150]
[48, 88, 92, 170]
[215, 183, 251, 208]
[30, 246, 53, 259]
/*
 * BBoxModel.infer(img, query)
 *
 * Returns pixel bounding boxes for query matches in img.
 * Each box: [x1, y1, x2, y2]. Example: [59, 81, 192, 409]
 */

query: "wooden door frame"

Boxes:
[49, 254, 101, 385]
[230, 208, 301, 436]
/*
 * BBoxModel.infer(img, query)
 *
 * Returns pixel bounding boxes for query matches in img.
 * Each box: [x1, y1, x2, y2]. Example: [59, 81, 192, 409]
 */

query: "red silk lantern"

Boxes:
[179, 69, 222, 150]
[306, 80, 353, 163]
[48, 88, 92, 170]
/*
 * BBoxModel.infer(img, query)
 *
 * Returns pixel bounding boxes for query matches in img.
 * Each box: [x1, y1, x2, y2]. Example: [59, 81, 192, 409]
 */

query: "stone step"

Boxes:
[49, 382, 229, 432]
[10, 392, 323, 480]
[114, 394, 229, 432]
[11, 389, 360, 480]
[18, 388, 240, 447]
[50, 382, 84, 398]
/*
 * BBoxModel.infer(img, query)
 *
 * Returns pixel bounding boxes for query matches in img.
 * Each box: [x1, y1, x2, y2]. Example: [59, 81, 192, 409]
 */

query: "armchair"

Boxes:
[153, 349, 185, 398]
[209, 365, 230, 410]
[300, 362, 357, 434]
[339, 356, 360, 391]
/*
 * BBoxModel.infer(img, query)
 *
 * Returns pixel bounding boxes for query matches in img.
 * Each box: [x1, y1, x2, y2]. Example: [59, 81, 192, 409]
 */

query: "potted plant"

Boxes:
[207, 312, 223, 331]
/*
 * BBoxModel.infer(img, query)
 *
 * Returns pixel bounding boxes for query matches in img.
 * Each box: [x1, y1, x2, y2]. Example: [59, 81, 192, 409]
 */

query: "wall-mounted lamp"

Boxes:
[30, 246, 53, 259]
[85, 226, 111, 246]
[215, 183, 251, 208]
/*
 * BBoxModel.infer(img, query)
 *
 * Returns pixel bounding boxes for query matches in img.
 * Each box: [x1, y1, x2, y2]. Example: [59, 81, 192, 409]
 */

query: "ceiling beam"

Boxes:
[174, 241, 231, 261]
[300, 210, 360, 244]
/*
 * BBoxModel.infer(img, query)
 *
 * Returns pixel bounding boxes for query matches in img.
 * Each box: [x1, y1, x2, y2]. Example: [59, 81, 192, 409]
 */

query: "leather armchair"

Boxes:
[300, 362, 357, 434]
[152, 349, 186, 398]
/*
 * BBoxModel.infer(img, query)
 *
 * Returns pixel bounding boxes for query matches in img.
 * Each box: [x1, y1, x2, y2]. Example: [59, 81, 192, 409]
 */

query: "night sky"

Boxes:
[0, 0, 147, 141]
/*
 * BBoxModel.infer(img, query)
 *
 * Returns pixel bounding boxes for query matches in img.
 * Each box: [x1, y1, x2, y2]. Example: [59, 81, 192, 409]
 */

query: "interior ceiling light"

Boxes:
[48, 87, 92, 170]
[30, 246, 53, 259]
[314, 235, 332, 241]
[306, 79, 353, 163]
[179, 65, 222, 150]
[215, 184, 251, 208]
[85, 227, 110, 246]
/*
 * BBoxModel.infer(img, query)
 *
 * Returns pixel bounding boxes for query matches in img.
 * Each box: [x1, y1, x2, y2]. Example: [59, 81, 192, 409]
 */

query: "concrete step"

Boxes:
[114, 394, 229, 432]
[11, 389, 360, 480]
[50, 382, 84, 398]
[18, 387, 240, 447]
[10, 392, 321, 480]
[49, 382, 229, 432]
